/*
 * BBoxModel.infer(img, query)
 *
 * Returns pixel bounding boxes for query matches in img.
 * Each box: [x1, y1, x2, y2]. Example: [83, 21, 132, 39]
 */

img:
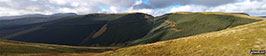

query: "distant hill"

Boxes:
[1, 13, 154, 46]
[0, 13, 77, 28]
[0, 14, 46, 20]
[0, 39, 116, 56]
[127, 12, 260, 46]
[98, 12, 266, 56]
[0, 13, 77, 37]
[0, 13, 77, 20]
[260, 16, 266, 18]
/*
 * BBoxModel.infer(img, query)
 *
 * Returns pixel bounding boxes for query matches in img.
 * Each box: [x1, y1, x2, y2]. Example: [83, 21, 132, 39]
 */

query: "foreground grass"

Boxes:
[0, 40, 118, 56]
[98, 13, 266, 56]
[3, 53, 98, 56]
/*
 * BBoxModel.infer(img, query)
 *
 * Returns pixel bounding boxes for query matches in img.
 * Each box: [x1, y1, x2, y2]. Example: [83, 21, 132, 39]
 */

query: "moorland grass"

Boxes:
[0, 40, 117, 55]
[98, 13, 266, 56]
[127, 12, 260, 46]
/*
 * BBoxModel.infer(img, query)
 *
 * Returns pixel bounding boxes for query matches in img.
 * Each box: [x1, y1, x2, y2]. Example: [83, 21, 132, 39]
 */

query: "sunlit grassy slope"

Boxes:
[127, 12, 260, 46]
[98, 13, 266, 56]
[0, 39, 117, 56]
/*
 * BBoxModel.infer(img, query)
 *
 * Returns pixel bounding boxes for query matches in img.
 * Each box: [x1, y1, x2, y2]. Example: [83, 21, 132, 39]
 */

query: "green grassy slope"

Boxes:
[3, 13, 153, 46]
[0, 39, 117, 56]
[98, 14, 266, 56]
[127, 12, 260, 46]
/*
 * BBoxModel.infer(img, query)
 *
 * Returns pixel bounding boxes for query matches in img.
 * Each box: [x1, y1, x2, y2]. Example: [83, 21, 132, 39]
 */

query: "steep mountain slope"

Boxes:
[98, 14, 266, 56]
[0, 39, 117, 56]
[0, 13, 77, 37]
[83, 13, 153, 46]
[2, 13, 153, 46]
[127, 12, 260, 46]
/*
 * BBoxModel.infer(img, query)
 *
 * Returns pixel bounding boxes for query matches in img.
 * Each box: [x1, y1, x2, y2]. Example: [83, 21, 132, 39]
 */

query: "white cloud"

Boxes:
[135, 0, 143, 5]
[0, 7, 53, 16]
[109, 6, 120, 13]
[30, 0, 38, 2]
[71, 2, 80, 7]
[145, 0, 237, 9]
[127, 9, 155, 14]
[168, 0, 266, 16]
[25, 5, 42, 11]
[58, 8, 77, 13]
[170, 5, 208, 12]
[99, 6, 122, 13]
[0, 0, 138, 16]
[208, 0, 266, 16]
[0, 0, 10, 2]
[48, 0, 68, 5]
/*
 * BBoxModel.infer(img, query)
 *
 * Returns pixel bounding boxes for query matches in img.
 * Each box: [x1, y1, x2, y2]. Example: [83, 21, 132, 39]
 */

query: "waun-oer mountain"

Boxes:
[0, 12, 260, 47]
[0, 12, 264, 56]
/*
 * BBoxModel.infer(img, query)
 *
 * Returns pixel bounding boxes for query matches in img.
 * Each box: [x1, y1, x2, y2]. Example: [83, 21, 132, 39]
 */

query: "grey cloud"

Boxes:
[98, 0, 136, 7]
[134, 0, 237, 9]
[1, 0, 58, 12]
[191, 0, 237, 6]
[0, 0, 139, 16]
[0, 0, 265, 17]
[133, 3, 153, 9]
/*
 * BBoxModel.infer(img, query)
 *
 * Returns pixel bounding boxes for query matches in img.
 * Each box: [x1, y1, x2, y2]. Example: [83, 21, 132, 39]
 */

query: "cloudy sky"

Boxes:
[0, 0, 266, 16]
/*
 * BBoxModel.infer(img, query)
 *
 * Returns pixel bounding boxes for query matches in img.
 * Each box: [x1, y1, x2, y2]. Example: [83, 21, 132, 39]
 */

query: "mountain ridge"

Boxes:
[0, 13, 77, 20]
[127, 12, 260, 46]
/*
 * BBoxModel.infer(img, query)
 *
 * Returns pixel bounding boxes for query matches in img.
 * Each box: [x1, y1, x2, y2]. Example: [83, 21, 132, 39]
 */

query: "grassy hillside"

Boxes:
[127, 12, 260, 46]
[3, 13, 153, 46]
[0, 39, 118, 56]
[83, 13, 153, 46]
[98, 13, 266, 56]
[1, 12, 258, 47]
